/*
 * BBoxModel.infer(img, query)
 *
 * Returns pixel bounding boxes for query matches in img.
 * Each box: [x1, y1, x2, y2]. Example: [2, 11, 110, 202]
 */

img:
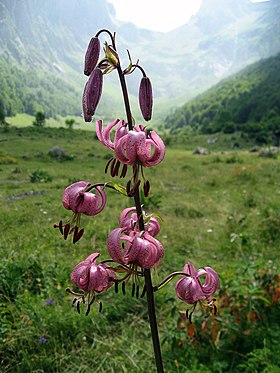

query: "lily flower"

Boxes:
[62, 181, 106, 216]
[96, 120, 165, 168]
[115, 127, 165, 167]
[175, 262, 219, 305]
[108, 228, 164, 269]
[119, 207, 160, 237]
[54, 181, 106, 243]
[70, 252, 115, 293]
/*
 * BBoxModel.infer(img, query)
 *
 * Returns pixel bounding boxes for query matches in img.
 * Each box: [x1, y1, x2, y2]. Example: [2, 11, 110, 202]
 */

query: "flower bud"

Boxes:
[84, 37, 100, 76]
[139, 77, 153, 121]
[85, 67, 103, 117]
[104, 42, 119, 67]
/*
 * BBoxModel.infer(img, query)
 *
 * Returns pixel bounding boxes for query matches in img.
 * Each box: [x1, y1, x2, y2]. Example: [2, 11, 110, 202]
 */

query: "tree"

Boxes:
[65, 118, 75, 130]
[33, 111, 46, 127]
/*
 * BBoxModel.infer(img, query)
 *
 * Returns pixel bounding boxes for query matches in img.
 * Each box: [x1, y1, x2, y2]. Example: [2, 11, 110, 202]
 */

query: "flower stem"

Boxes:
[117, 65, 164, 373]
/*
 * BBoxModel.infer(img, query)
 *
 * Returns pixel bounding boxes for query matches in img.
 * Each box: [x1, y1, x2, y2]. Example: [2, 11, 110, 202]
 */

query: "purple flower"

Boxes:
[108, 228, 164, 269]
[44, 299, 55, 305]
[71, 252, 116, 293]
[175, 262, 219, 304]
[119, 207, 160, 237]
[62, 181, 106, 216]
[39, 337, 48, 344]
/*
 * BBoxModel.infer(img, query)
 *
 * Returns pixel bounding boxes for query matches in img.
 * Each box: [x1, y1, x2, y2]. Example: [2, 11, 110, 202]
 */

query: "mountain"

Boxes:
[164, 52, 280, 144]
[0, 0, 279, 121]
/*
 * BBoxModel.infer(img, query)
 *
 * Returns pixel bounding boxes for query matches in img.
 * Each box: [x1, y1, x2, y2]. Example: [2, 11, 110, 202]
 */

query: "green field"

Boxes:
[0, 126, 279, 372]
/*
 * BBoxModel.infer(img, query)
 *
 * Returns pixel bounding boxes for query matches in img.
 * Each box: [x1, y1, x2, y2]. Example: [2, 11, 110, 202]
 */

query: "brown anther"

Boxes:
[126, 180, 131, 194]
[115, 281, 119, 294]
[113, 159, 121, 176]
[63, 223, 71, 240]
[99, 301, 103, 312]
[110, 158, 116, 177]
[122, 281, 126, 295]
[120, 164, 128, 178]
[143, 180, 150, 197]
[105, 157, 114, 174]
[73, 228, 84, 244]
[136, 284, 140, 299]
[132, 283, 136, 298]
[77, 301, 81, 314]
[141, 284, 146, 298]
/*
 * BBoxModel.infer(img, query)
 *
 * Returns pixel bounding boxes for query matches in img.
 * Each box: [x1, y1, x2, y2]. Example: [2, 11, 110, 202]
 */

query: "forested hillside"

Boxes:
[0, 58, 81, 117]
[164, 53, 280, 144]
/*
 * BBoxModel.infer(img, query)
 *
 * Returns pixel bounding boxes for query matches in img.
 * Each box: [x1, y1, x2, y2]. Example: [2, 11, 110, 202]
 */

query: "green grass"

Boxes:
[0, 126, 279, 372]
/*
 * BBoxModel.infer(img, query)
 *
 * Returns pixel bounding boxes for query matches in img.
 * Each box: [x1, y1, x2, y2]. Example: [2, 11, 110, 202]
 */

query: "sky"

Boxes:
[108, 0, 270, 32]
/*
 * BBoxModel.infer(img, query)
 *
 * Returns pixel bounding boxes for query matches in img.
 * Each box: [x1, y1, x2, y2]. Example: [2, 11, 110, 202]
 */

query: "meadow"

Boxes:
[0, 126, 279, 372]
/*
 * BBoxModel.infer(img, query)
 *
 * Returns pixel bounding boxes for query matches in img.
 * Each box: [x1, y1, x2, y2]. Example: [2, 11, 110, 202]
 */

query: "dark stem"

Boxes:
[117, 57, 164, 372]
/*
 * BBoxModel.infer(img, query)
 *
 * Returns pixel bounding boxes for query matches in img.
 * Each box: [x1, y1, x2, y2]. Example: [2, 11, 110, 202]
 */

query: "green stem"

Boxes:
[116, 63, 164, 373]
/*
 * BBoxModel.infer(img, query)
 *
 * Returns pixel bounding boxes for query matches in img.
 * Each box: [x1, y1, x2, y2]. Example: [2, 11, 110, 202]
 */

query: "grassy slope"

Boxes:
[0, 127, 279, 372]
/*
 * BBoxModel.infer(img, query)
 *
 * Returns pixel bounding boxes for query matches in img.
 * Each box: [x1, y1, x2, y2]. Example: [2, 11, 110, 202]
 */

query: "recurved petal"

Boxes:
[101, 119, 120, 149]
[183, 262, 197, 277]
[200, 267, 220, 297]
[107, 228, 126, 264]
[62, 181, 90, 211]
[142, 131, 165, 167]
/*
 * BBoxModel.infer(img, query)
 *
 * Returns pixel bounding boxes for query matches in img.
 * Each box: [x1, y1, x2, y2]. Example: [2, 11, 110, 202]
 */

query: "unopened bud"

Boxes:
[84, 37, 100, 76]
[85, 68, 103, 117]
[139, 77, 153, 121]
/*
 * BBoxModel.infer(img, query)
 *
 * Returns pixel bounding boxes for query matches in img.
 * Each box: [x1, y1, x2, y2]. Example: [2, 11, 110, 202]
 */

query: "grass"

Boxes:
[0, 126, 279, 372]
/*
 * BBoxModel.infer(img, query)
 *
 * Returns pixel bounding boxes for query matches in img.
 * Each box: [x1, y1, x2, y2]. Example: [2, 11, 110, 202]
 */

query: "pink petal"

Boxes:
[142, 131, 165, 167]
[107, 228, 126, 264]
[62, 181, 90, 211]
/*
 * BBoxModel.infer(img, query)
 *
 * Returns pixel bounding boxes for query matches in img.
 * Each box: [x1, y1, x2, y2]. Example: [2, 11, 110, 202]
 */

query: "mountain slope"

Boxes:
[0, 0, 279, 120]
[164, 52, 280, 143]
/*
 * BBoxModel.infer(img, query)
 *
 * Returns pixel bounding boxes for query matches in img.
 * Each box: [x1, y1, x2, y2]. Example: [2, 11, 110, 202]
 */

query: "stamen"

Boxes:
[105, 157, 114, 174]
[73, 228, 84, 244]
[144, 180, 150, 197]
[99, 301, 103, 313]
[113, 160, 121, 176]
[141, 284, 146, 298]
[110, 158, 116, 177]
[126, 180, 131, 195]
[136, 284, 140, 299]
[122, 281, 126, 295]
[120, 164, 128, 178]
[63, 223, 70, 240]
[115, 281, 119, 293]
[132, 283, 136, 298]
[77, 301, 81, 314]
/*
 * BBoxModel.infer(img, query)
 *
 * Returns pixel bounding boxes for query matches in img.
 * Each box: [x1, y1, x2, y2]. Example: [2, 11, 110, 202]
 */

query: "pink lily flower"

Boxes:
[71, 252, 116, 293]
[115, 127, 165, 167]
[175, 262, 219, 305]
[108, 228, 164, 269]
[96, 120, 165, 168]
[119, 207, 160, 237]
[62, 181, 106, 216]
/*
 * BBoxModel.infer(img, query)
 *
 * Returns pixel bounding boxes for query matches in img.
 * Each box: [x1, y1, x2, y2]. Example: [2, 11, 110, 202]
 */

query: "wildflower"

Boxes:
[114, 126, 165, 167]
[44, 299, 55, 305]
[175, 262, 219, 305]
[139, 76, 153, 121]
[67, 252, 116, 315]
[70, 252, 115, 293]
[39, 337, 48, 344]
[54, 181, 106, 243]
[108, 228, 164, 269]
[84, 37, 100, 76]
[119, 207, 160, 237]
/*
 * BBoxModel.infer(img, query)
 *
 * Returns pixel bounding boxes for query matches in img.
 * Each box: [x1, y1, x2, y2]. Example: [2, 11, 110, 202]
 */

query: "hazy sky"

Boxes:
[108, 0, 270, 32]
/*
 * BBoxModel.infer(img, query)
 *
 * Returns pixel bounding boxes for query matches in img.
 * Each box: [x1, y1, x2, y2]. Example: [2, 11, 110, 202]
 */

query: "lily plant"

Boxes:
[54, 29, 219, 373]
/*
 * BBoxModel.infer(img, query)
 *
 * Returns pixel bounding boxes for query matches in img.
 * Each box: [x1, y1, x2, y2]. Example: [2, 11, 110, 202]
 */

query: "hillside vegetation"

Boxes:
[0, 126, 279, 372]
[165, 53, 280, 144]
